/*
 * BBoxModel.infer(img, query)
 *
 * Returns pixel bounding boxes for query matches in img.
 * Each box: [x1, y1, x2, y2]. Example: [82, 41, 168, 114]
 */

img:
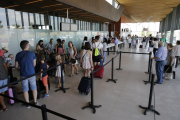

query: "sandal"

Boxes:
[76, 72, 79, 74]
[3, 108, 7, 112]
[70, 74, 74, 77]
[56, 85, 61, 88]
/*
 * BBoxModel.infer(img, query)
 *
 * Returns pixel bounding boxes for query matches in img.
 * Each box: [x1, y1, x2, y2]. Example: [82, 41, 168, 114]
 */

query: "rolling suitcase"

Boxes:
[11, 86, 18, 103]
[29, 81, 41, 100]
[94, 65, 104, 78]
[78, 77, 91, 95]
[6, 88, 14, 105]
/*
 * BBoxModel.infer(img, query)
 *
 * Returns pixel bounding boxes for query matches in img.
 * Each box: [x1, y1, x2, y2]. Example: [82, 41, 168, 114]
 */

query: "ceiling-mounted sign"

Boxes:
[60, 22, 70, 31]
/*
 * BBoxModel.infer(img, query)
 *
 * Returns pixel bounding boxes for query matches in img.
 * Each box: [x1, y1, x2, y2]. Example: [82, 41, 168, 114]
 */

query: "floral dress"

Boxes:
[82, 50, 91, 69]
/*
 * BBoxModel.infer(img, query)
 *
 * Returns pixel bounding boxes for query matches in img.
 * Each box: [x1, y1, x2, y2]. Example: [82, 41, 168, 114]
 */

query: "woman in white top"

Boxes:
[127, 35, 132, 48]
[173, 41, 180, 68]
[151, 38, 159, 56]
[80, 42, 93, 77]
[68, 41, 78, 76]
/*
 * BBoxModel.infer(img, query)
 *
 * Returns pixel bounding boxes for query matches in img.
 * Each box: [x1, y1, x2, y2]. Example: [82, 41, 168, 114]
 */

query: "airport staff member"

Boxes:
[151, 41, 167, 84]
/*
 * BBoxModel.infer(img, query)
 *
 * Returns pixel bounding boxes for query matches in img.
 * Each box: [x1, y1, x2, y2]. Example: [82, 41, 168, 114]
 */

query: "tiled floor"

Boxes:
[1, 42, 180, 120]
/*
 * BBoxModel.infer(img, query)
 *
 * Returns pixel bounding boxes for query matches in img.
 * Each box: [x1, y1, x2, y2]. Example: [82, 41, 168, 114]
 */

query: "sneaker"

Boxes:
[22, 103, 30, 108]
[33, 102, 38, 105]
[43, 94, 49, 98]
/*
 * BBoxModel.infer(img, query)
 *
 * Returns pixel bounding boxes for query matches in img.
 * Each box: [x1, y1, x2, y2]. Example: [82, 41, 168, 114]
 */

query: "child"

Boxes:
[40, 55, 49, 98]
[55, 54, 63, 88]
[127, 35, 132, 48]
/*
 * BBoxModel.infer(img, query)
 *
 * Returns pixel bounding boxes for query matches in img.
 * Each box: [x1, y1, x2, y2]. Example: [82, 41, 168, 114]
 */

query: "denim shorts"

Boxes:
[0, 79, 8, 93]
[21, 76, 36, 92]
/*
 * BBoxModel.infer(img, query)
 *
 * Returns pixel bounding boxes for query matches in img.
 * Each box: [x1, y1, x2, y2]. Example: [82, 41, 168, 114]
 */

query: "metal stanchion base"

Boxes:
[55, 87, 70, 93]
[107, 79, 117, 83]
[82, 102, 102, 114]
[116, 68, 123, 71]
[139, 105, 160, 115]
[145, 72, 150, 74]
[143, 80, 151, 84]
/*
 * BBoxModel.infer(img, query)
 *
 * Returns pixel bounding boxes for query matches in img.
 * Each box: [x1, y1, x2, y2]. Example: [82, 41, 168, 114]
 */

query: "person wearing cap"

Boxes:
[0, 46, 9, 58]
[151, 41, 167, 84]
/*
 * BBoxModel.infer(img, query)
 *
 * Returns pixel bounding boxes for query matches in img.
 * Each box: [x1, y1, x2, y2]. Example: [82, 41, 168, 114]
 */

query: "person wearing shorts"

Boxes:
[15, 40, 37, 108]
[40, 55, 49, 98]
[92, 36, 104, 66]
[0, 56, 8, 112]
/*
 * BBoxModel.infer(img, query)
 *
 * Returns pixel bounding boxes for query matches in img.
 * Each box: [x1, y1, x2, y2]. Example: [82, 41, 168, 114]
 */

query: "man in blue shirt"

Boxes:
[114, 36, 119, 54]
[151, 41, 167, 84]
[15, 40, 37, 108]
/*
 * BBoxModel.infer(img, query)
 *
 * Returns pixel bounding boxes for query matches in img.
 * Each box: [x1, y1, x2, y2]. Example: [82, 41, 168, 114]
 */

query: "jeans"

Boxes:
[156, 60, 167, 83]
[21, 76, 36, 92]
[103, 52, 106, 62]
[175, 56, 179, 68]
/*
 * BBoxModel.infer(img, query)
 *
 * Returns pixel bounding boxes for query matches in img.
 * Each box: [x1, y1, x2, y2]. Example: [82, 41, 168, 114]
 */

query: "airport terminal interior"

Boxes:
[0, 0, 180, 120]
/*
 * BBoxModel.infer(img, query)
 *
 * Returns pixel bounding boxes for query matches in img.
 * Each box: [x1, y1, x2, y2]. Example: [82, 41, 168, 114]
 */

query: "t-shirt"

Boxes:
[166, 50, 175, 65]
[103, 43, 107, 51]
[0, 56, 8, 80]
[92, 42, 103, 50]
[40, 62, 48, 77]
[127, 37, 132, 43]
[4, 57, 12, 67]
[152, 41, 158, 49]
[0, 50, 4, 58]
[15, 51, 36, 77]
[149, 37, 153, 43]
[160, 38, 166, 44]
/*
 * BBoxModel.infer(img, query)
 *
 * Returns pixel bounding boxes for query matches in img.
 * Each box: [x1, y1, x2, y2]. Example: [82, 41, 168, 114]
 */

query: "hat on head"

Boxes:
[2, 46, 9, 52]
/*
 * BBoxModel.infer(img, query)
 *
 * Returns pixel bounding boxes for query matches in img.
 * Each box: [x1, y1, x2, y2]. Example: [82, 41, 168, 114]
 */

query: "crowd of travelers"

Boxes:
[0, 34, 122, 111]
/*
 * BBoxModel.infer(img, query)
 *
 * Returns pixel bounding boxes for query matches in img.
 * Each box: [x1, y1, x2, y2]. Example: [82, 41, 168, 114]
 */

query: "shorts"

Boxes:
[21, 76, 37, 92]
[0, 79, 8, 93]
[42, 75, 48, 87]
[93, 55, 101, 62]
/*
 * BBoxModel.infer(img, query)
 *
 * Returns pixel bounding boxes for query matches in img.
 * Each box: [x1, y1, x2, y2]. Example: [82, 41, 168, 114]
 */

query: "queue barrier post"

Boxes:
[55, 63, 70, 93]
[116, 51, 123, 70]
[145, 52, 152, 74]
[107, 58, 117, 83]
[82, 73, 102, 114]
[144, 59, 153, 84]
[139, 74, 160, 115]
[41, 104, 48, 120]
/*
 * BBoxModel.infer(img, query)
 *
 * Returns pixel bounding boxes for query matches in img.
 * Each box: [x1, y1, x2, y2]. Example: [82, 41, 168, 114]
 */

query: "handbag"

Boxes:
[71, 59, 76, 64]
[139, 45, 142, 48]
[163, 66, 173, 80]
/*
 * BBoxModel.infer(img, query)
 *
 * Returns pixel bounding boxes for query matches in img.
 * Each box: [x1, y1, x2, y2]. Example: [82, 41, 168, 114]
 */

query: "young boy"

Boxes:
[40, 55, 49, 98]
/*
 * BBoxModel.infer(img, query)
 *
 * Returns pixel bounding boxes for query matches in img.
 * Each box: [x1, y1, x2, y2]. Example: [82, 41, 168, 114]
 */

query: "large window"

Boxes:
[40, 14, 44, 25]
[15, 11, 22, 29]
[29, 13, 34, 27]
[106, 0, 112, 5]
[8, 9, 16, 29]
[35, 13, 40, 25]
[50, 16, 54, 30]
[0, 8, 7, 29]
[54, 16, 58, 30]
[23, 12, 29, 29]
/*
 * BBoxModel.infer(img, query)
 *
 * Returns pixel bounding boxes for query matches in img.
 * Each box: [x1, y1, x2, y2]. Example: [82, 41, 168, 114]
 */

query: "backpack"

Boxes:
[94, 43, 100, 56]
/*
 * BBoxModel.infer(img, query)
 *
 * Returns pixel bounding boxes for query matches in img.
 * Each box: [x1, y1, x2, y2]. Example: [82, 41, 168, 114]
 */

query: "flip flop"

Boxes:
[70, 74, 74, 77]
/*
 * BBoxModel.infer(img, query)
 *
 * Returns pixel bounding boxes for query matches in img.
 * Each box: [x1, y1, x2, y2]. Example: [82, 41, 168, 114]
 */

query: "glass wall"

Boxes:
[121, 22, 160, 37]
[0, 7, 110, 66]
[173, 30, 180, 45]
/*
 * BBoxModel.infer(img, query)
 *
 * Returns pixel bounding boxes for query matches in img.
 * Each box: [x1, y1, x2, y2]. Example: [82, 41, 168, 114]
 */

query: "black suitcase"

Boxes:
[11, 86, 18, 103]
[164, 65, 172, 73]
[38, 77, 50, 92]
[29, 81, 41, 100]
[78, 77, 91, 95]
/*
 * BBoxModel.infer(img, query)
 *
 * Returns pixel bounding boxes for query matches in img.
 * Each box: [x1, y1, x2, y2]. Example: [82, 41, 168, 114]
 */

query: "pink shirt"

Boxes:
[0, 50, 4, 58]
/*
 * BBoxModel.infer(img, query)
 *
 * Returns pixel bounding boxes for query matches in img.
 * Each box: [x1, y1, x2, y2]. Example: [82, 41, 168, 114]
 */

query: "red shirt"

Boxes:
[0, 50, 4, 58]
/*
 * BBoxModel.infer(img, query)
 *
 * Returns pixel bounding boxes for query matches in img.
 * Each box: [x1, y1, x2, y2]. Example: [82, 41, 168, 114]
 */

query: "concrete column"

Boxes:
[170, 7, 177, 43]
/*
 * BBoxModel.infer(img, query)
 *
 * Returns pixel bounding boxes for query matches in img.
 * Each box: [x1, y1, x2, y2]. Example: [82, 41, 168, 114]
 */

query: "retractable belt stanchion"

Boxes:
[41, 104, 48, 120]
[144, 59, 153, 84]
[116, 51, 123, 70]
[55, 63, 70, 93]
[82, 73, 101, 114]
[139, 74, 160, 115]
[145, 52, 152, 74]
[107, 58, 118, 83]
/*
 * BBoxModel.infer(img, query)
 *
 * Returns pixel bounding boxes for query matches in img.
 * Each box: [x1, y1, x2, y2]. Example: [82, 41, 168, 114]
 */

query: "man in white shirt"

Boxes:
[92, 36, 104, 66]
